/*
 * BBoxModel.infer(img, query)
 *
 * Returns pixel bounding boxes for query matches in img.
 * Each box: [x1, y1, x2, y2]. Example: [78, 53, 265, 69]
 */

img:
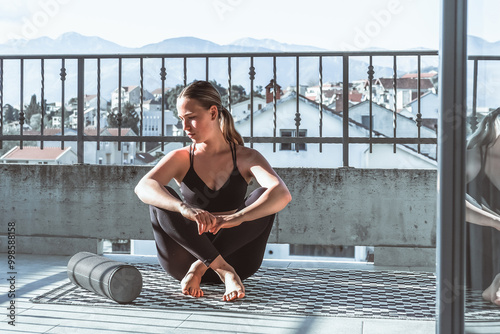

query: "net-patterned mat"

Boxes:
[29, 264, 500, 320]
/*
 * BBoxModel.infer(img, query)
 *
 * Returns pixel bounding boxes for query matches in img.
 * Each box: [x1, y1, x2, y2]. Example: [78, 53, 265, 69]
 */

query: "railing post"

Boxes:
[342, 55, 349, 167]
[77, 58, 85, 164]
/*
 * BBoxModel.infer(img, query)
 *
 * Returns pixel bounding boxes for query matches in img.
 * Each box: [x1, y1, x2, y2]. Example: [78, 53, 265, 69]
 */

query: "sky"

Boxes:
[0, 0, 444, 50]
[0, 0, 496, 50]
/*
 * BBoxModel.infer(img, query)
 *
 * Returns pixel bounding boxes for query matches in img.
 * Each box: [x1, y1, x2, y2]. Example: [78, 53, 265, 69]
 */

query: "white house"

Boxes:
[349, 100, 437, 159]
[234, 92, 436, 169]
[365, 77, 436, 111]
[229, 96, 267, 123]
[401, 71, 438, 89]
[0, 146, 77, 165]
[25, 127, 138, 165]
[142, 99, 162, 111]
[304, 82, 342, 106]
[111, 86, 154, 110]
[401, 92, 439, 132]
[92, 128, 138, 165]
[142, 110, 179, 137]
[151, 87, 171, 100]
[84, 94, 108, 111]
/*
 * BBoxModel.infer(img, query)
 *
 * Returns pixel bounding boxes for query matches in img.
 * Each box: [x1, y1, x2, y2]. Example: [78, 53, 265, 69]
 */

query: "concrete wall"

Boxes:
[0, 164, 437, 265]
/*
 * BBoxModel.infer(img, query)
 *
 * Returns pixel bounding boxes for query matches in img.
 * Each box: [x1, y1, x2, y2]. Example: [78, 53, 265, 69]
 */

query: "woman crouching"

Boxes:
[135, 80, 292, 301]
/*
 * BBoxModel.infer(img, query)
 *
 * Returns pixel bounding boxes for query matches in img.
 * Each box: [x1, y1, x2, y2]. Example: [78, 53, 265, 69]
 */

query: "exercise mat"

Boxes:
[32, 264, 446, 319]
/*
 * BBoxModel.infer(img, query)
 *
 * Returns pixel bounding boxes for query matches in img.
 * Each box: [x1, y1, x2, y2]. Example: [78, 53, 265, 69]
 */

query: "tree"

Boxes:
[24, 94, 42, 124]
[164, 84, 185, 117]
[228, 84, 247, 104]
[255, 85, 264, 96]
[107, 102, 140, 135]
[3, 104, 19, 123]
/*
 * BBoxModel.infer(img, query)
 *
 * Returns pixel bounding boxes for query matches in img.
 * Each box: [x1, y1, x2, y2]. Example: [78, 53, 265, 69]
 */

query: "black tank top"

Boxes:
[180, 142, 248, 212]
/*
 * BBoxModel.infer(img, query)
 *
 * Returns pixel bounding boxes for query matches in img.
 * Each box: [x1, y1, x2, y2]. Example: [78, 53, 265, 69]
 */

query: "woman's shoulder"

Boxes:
[156, 146, 191, 167]
[236, 145, 269, 165]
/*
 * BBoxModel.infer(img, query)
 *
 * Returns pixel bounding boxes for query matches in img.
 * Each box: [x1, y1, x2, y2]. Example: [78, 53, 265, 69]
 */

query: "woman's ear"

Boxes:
[210, 105, 218, 120]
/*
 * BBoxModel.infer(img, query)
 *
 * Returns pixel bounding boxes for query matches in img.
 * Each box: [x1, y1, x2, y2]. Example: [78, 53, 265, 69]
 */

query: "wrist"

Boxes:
[232, 211, 246, 223]
[177, 201, 189, 212]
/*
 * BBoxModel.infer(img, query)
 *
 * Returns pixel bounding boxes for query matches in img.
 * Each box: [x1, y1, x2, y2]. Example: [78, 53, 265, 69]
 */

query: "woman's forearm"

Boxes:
[135, 179, 183, 212]
[466, 200, 500, 231]
[233, 184, 292, 223]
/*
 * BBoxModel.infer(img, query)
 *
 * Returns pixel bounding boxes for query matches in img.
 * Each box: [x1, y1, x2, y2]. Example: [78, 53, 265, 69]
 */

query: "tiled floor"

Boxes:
[0, 253, 447, 334]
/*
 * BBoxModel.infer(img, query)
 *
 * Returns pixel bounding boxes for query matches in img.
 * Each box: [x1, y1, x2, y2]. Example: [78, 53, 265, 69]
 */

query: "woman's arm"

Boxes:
[466, 200, 500, 231]
[211, 148, 292, 233]
[134, 149, 186, 211]
[135, 149, 216, 234]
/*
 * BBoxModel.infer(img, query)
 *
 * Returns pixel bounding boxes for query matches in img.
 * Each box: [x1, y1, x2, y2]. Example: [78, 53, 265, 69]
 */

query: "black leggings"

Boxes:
[149, 187, 275, 283]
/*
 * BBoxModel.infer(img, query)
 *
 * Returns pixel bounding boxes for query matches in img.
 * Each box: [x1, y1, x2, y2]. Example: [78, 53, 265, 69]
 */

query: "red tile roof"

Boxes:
[151, 88, 170, 95]
[124, 86, 138, 92]
[401, 72, 437, 79]
[104, 128, 135, 136]
[376, 78, 434, 90]
[23, 128, 63, 136]
[2, 146, 73, 160]
[349, 91, 363, 103]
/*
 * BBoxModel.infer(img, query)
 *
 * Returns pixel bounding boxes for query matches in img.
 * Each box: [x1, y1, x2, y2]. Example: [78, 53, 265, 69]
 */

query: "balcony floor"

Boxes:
[0, 254, 444, 334]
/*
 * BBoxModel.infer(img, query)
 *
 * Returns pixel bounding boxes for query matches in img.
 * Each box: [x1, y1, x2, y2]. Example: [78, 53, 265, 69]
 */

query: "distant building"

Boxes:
[401, 71, 438, 89]
[349, 100, 437, 159]
[151, 87, 171, 100]
[142, 110, 179, 137]
[0, 146, 77, 165]
[84, 94, 109, 111]
[23, 127, 138, 165]
[111, 86, 154, 110]
[229, 96, 266, 123]
[92, 128, 138, 165]
[402, 92, 439, 131]
[235, 91, 436, 169]
[305, 82, 342, 106]
[364, 77, 435, 111]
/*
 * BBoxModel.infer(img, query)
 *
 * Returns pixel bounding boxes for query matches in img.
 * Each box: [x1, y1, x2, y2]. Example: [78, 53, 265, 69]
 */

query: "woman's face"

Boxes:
[177, 97, 217, 143]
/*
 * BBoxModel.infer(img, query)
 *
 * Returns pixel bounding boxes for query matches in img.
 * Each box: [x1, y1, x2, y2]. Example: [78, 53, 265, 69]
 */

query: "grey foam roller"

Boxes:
[67, 252, 143, 304]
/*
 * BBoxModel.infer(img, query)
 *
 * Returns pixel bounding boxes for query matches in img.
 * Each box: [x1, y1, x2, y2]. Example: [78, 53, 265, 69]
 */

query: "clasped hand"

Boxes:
[179, 203, 242, 235]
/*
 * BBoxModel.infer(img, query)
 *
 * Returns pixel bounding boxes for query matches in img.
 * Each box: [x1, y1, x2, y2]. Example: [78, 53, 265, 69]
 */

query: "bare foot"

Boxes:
[219, 270, 245, 302]
[180, 260, 207, 298]
[209, 256, 245, 302]
[482, 273, 500, 306]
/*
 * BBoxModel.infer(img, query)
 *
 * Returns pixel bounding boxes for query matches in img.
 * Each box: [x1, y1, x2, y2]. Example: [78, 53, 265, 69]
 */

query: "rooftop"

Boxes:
[1, 254, 437, 334]
[1, 146, 72, 160]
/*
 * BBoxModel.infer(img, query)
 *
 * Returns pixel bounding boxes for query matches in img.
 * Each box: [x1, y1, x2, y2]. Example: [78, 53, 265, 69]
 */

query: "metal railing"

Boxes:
[0, 50, 438, 165]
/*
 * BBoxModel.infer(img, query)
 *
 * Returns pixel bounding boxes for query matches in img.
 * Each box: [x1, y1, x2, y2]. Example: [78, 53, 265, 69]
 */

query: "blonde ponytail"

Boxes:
[219, 105, 244, 146]
[178, 80, 244, 146]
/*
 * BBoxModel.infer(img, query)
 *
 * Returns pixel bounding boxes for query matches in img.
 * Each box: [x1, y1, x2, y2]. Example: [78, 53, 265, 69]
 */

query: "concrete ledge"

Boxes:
[374, 246, 436, 267]
[0, 235, 103, 255]
[0, 165, 437, 256]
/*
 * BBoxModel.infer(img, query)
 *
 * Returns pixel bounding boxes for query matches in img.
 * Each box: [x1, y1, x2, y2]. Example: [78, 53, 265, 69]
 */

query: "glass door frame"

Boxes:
[437, 0, 468, 333]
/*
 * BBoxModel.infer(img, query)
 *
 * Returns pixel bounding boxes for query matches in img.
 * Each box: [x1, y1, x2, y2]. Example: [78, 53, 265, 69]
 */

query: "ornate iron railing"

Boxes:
[0, 50, 438, 165]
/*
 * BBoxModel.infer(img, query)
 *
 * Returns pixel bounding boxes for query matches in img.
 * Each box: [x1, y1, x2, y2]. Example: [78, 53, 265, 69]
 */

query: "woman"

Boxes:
[466, 107, 500, 305]
[135, 80, 292, 302]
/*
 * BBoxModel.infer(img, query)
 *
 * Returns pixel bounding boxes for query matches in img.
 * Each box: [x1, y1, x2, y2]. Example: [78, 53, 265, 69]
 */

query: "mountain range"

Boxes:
[0, 33, 498, 108]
